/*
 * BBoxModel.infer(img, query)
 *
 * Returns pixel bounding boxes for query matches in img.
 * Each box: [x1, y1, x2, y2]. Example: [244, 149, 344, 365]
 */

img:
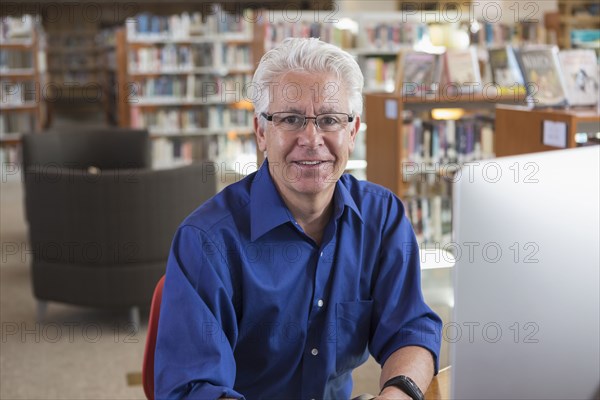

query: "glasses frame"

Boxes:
[260, 112, 355, 132]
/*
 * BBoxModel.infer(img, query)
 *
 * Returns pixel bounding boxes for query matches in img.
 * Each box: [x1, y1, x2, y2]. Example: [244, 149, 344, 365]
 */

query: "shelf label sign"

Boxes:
[385, 99, 398, 120]
[542, 120, 567, 148]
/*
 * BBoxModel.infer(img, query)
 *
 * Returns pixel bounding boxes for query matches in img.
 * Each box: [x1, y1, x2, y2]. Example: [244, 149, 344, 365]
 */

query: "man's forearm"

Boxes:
[378, 346, 435, 399]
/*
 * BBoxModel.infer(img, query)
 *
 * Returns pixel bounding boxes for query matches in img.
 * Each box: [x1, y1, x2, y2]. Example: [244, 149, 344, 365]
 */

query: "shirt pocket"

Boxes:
[335, 300, 374, 374]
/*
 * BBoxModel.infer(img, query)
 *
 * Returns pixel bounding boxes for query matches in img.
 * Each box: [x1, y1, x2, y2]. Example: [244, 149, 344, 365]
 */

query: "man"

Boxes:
[155, 37, 442, 400]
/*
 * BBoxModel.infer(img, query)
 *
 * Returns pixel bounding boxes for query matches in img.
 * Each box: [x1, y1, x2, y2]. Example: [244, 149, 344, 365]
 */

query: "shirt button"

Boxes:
[317, 299, 324, 307]
[320, 251, 324, 257]
[311, 348, 319, 356]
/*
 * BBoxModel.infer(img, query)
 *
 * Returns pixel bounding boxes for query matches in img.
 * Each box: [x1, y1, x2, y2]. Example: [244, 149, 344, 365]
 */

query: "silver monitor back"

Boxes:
[451, 146, 600, 400]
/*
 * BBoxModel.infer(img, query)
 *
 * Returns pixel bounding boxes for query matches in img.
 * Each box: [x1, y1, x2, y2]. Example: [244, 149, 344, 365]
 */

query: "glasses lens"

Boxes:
[271, 113, 305, 131]
[316, 114, 348, 132]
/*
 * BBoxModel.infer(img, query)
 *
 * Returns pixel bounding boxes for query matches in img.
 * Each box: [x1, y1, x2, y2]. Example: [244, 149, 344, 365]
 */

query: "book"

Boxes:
[558, 49, 599, 106]
[488, 46, 526, 95]
[131, 105, 252, 133]
[361, 21, 427, 50]
[0, 112, 35, 134]
[405, 194, 452, 245]
[0, 49, 34, 70]
[128, 8, 252, 40]
[0, 15, 34, 41]
[443, 47, 482, 93]
[362, 55, 397, 92]
[398, 51, 442, 96]
[403, 117, 493, 165]
[570, 29, 600, 49]
[517, 46, 568, 107]
[469, 21, 548, 48]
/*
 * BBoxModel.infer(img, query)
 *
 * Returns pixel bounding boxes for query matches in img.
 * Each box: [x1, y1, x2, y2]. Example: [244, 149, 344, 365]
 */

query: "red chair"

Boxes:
[143, 275, 165, 400]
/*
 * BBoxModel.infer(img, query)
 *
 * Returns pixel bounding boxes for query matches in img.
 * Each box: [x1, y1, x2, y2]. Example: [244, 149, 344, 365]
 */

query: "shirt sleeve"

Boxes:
[154, 225, 244, 399]
[368, 194, 443, 374]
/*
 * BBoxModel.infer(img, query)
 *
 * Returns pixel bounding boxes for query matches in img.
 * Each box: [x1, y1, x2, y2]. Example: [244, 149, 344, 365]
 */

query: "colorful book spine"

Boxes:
[403, 117, 495, 165]
[128, 7, 252, 40]
[130, 106, 252, 133]
[405, 195, 453, 245]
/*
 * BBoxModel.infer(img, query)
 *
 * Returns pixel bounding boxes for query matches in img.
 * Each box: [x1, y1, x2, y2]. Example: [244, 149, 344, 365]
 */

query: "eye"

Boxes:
[319, 115, 341, 126]
[281, 115, 302, 125]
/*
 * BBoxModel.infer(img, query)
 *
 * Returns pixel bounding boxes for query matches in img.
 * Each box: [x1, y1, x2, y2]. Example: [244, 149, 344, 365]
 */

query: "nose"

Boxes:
[297, 118, 324, 148]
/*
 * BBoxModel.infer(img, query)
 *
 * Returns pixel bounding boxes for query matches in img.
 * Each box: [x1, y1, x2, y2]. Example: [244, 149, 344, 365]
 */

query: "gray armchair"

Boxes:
[22, 129, 216, 323]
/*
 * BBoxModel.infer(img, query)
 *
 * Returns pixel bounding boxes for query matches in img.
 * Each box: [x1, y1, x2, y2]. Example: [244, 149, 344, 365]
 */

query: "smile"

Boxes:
[295, 161, 325, 165]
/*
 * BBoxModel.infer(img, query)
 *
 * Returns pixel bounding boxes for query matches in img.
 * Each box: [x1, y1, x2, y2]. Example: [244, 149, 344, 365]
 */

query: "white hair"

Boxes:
[251, 37, 364, 118]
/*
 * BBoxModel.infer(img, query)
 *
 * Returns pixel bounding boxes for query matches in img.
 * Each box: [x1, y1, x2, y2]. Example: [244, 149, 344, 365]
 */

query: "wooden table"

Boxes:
[425, 366, 451, 400]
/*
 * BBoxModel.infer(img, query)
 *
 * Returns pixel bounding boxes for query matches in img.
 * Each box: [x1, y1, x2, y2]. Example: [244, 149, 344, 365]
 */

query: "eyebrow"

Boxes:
[279, 107, 305, 114]
[318, 106, 344, 114]
[276, 107, 345, 115]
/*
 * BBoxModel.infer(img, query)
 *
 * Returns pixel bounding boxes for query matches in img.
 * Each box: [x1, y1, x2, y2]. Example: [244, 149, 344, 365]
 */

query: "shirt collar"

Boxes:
[250, 159, 364, 242]
[250, 160, 293, 241]
[334, 175, 364, 224]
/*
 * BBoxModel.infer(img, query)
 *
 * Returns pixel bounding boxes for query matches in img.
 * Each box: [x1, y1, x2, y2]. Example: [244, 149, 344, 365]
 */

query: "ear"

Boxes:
[254, 114, 267, 152]
[348, 115, 360, 153]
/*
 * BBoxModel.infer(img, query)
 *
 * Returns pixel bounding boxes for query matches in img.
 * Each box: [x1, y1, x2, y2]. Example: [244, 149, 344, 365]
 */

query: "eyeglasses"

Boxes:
[261, 112, 354, 132]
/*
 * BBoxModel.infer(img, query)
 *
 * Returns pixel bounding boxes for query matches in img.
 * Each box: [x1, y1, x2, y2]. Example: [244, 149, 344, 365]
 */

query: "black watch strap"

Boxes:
[380, 375, 424, 400]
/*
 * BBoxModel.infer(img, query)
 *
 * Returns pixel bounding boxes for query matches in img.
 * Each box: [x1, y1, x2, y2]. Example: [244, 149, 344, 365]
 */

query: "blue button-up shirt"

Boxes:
[155, 160, 442, 399]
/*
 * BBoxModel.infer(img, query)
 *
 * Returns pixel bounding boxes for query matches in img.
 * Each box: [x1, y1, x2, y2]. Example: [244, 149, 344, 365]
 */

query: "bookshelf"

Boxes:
[101, 7, 258, 175]
[97, 27, 122, 126]
[365, 92, 528, 194]
[558, 0, 600, 49]
[43, 9, 103, 123]
[351, 15, 427, 94]
[259, 9, 553, 93]
[365, 92, 527, 244]
[495, 105, 600, 157]
[256, 8, 557, 190]
[0, 15, 47, 169]
[46, 30, 99, 92]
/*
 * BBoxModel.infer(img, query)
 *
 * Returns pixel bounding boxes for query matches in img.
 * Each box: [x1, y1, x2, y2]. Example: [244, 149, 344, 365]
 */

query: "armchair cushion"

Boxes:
[22, 129, 217, 309]
[25, 163, 217, 308]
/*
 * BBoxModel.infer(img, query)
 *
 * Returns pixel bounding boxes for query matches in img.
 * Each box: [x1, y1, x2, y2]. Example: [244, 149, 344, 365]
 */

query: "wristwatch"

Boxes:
[380, 375, 424, 400]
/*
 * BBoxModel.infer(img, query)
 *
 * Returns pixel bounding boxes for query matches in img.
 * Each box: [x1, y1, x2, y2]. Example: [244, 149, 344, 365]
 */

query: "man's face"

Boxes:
[254, 71, 360, 201]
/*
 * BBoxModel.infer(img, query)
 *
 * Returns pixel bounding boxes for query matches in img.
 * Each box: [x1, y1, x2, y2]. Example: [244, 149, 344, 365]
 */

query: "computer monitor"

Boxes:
[451, 146, 600, 399]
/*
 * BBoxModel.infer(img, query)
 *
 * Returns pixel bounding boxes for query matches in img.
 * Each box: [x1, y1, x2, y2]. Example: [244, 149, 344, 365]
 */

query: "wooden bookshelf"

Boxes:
[365, 92, 528, 244]
[365, 92, 528, 195]
[0, 17, 46, 161]
[495, 105, 600, 157]
[558, 0, 600, 49]
[46, 28, 100, 95]
[95, 27, 127, 127]
[100, 7, 259, 173]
